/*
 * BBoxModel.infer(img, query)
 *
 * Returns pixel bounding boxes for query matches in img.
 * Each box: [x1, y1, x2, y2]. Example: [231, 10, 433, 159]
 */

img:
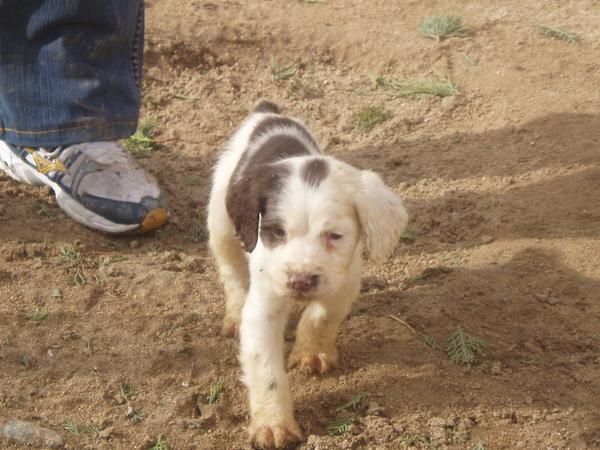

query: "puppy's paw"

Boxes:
[249, 420, 303, 449]
[221, 316, 240, 338]
[287, 350, 338, 374]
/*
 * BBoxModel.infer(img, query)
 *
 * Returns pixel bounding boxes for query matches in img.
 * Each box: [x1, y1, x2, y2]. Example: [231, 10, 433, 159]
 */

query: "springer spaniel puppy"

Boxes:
[207, 99, 408, 449]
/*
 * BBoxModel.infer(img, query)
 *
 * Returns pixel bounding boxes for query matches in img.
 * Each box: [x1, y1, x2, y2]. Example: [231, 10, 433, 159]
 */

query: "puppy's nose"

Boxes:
[287, 272, 319, 292]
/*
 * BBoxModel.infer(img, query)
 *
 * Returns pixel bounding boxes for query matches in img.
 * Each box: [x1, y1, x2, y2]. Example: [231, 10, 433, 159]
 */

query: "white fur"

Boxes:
[207, 107, 408, 448]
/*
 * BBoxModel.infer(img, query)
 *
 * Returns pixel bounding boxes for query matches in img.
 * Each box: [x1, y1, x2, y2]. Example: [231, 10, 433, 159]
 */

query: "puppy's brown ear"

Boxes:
[225, 165, 288, 252]
[226, 173, 262, 252]
[355, 170, 409, 263]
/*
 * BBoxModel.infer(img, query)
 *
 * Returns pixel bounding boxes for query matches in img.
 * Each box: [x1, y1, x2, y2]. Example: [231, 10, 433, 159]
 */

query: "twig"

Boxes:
[388, 314, 418, 335]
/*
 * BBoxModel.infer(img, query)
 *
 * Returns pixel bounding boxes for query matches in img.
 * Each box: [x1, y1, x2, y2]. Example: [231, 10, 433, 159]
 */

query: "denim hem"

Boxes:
[0, 120, 138, 147]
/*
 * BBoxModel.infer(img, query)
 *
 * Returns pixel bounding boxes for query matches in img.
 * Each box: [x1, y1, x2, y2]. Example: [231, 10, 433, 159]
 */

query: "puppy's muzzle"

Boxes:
[287, 272, 320, 293]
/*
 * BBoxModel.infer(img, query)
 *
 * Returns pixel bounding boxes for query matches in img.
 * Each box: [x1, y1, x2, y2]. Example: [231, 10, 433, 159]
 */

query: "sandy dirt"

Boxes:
[1, 0, 600, 449]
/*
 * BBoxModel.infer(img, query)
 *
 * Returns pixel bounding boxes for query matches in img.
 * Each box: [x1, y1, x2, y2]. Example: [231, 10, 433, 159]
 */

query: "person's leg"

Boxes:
[0, 0, 169, 234]
[0, 0, 143, 145]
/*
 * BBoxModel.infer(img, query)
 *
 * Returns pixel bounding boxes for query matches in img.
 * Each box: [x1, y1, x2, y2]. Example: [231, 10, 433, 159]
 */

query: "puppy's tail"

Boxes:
[253, 98, 280, 114]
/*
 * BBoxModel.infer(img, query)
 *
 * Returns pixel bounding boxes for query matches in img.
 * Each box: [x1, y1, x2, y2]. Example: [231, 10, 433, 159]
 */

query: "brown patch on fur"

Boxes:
[253, 98, 280, 114]
[226, 163, 290, 252]
[226, 108, 325, 252]
[249, 116, 319, 151]
[301, 157, 329, 188]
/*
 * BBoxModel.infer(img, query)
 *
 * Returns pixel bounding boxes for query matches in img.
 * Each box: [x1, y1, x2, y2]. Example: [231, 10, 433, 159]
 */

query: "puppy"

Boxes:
[207, 99, 408, 449]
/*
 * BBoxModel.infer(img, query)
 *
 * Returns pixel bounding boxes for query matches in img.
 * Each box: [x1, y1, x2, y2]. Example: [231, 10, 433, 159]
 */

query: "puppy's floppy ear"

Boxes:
[226, 174, 261, 252]
[226, 165, 287, 252]
[355, 170, 409, 263]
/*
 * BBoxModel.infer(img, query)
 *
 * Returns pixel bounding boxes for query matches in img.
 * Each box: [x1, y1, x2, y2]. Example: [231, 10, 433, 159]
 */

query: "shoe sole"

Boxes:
[0, 142, 169, 234]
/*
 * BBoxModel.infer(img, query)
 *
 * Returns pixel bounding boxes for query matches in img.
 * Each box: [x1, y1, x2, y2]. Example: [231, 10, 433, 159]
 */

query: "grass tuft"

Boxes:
[335, 392, 368, 413]
[400, 228, 417, 243]
[60, 246, 81, 263]
[355, 106, 389, 132]
[149, 436, 171, 450]
[326, 392, 368, 435]
[64, 421, 101, 436]
[419, 15, 467, 41]
[208, 379, 224, 404]
[124, 118, 161, 156]
[446, 326, 486, 365]
[326, 416, 355, 435]
[270, 56, 296, 81]
[188, 219, 209, 243]
[28, 310, 48, 321]
[372, 75, 459, 98]
[537, 25, 578, 44]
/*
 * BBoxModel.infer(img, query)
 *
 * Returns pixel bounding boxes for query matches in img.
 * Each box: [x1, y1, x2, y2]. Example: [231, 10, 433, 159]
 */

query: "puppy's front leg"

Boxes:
[288, 275, 360, 375]
[240, 288, 302, 449]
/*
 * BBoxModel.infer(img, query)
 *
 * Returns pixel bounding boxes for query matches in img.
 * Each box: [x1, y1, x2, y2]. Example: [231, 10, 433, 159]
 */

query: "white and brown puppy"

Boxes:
[207, 99, 408, 449]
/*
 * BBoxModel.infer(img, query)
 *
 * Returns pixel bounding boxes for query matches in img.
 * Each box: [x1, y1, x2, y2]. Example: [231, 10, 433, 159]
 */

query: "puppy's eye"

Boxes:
[265, 226, 286, 240]
[327, 232, 343, 241]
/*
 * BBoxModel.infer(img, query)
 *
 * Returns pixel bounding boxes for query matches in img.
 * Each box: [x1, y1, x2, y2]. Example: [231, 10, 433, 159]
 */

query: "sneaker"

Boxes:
[0, 141, 169, 234]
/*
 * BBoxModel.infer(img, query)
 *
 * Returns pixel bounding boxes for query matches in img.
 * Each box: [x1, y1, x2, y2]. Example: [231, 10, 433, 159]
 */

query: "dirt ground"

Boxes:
[1, 0, 600, 449]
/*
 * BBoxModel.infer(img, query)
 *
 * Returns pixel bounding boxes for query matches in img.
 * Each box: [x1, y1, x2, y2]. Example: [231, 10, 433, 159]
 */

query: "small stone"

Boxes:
[491, 361, 502, 375]
[129, 240, 140, 249]
[40, 186, 53, 197]
[99, 426, 113, 439]
[50, 288, 63, 299]
[1, 420, 64, 448]
[366, 400, 385, 415]
[481, 235, 495, 244]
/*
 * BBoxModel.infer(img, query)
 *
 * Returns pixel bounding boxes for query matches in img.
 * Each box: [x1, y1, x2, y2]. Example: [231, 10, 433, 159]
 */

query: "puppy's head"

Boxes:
[227, 154, 408, 299]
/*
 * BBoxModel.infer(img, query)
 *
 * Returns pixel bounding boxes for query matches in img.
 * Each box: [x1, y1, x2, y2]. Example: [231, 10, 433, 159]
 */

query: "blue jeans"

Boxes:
[0, 0, 144, 147]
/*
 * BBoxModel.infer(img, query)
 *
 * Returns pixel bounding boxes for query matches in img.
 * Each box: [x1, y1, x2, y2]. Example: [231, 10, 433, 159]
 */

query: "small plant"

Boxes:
[335, 392, 368, 413]
[107, 255, 128, 264]
[28, 310, 48, 321]
[270, 56, 296, 81]
[73, 269, 86, 286]
[372, 75, 459, 98]
[124, 118, 161, 156]
[537, 25, 578, 44]
[326, 416, 355, 435]
[36, 202, 57, 219]
[119, 382, 135, 402]
[208, 379, 224, 404]
[128, 405, 145, 423]
[326, 392, 368, 435]
[446, 326, 486, 365]
[22, 353, 31, 368]
[400, 228, 417, 242]
[355, 106, 389, 131]
[64, 421, 101, 436]
[189, 219, 209, 243]
[463, 52, 479, 66]
[149, 436, 171, 450]
[419, 15, 467, 41]
[60, 246, 81, 263]
[421, 334, 438, 349]
[471, 443, 486, 450]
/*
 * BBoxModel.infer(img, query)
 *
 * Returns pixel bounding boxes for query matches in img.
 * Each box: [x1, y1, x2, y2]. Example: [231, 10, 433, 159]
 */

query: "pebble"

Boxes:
[50, 288, 63, 299]
[481, 235, 495, 244]
[1, 419, 64, 448]
[129, 240, 140, 249]
[491, 360, 502, 375]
